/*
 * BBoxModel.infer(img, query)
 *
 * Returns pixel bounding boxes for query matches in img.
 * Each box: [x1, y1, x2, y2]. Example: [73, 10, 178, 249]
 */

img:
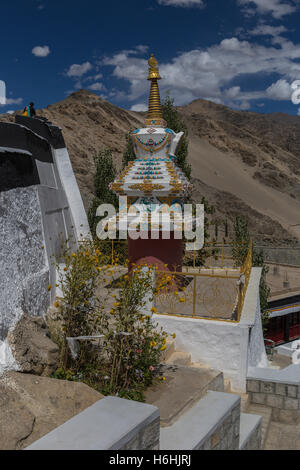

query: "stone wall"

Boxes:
[26, 396, 160, 450]
[0, 116, 90, 344]
[247, 364, 300, 424]
[0, 186, 50, 339]
[239, 413, 262, 450]
[161, 391, 241, 450]
[26, 391, 262, 450]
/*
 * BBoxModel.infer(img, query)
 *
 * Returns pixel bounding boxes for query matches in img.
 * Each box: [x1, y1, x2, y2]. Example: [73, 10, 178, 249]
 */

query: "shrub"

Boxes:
[51, 242, 169, 401]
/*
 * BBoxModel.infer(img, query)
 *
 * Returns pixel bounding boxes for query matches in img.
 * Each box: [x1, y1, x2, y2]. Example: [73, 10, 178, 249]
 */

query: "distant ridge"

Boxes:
[1, 90, 300, 244]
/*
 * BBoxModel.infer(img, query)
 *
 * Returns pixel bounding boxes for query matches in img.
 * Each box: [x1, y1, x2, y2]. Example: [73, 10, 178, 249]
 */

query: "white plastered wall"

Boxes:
[154, 267, 266, 392]
[53, 147, 91, 242]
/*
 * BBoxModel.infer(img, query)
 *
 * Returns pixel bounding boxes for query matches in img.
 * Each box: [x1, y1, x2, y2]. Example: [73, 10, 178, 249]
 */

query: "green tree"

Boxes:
[232, 216, 250, 267]
[253, 249, 270, 320]
[122, 132, 135, 169]
[224, 219, 229, 238]
[215, 221, 219, 240]
[161, 93, 191, 179]
[88, 148, 118, 238]
[231, 216, 270, 322]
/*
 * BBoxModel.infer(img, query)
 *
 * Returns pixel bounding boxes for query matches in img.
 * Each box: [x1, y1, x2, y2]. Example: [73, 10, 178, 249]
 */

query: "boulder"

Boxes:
[7, 314, 59, 376]
[0, 371, 103, 449]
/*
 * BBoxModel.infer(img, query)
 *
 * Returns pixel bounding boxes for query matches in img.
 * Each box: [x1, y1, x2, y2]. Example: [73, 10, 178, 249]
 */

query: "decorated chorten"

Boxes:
[111, 54, 192, 271]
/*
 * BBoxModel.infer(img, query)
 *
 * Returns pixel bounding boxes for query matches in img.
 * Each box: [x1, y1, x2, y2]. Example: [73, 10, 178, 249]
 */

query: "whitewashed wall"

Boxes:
[0, 186, 50, 339]
[53, 148, 91, 242]
[154, 268, 265, 392]
[246, 288, 268, 369]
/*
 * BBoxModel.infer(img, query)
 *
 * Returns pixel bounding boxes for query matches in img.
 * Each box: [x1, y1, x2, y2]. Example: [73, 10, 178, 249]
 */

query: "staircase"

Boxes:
[155, 340, 263, 450]
[244, 402, 272, 447]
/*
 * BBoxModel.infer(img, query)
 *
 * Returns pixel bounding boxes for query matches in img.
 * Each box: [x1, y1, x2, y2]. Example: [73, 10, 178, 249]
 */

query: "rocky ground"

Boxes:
[0, 371, 103, 450]
[0, 314, 103, 450]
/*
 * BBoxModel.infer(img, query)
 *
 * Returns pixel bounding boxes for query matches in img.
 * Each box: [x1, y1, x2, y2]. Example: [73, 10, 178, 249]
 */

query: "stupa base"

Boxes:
[128, 232, 182, 272]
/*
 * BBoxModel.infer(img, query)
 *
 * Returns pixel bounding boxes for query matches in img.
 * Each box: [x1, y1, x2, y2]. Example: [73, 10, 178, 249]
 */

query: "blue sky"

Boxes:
[1, 0, 300, 115]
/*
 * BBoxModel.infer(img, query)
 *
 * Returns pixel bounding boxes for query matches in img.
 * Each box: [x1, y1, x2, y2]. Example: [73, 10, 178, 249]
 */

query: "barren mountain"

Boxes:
[1, 89, 300, 245]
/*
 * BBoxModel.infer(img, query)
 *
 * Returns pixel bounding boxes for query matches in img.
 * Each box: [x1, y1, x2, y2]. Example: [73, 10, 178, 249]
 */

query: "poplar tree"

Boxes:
[232, 216, 270, 319]
[88, 148, 117, 238]
[161, 93, 191, 179]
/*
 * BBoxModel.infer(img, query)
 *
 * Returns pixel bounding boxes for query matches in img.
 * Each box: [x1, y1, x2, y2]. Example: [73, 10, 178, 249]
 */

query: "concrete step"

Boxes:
[160, 391, 241, 450]
[229, 392, 250, 412]
[239, 413, 262, 450]
[189, 360, 212, 370]
[161, 340, 175, 362]
[245, 403, 272, 447]
[145, 364, 224, 427]
[165, 351, 191, 366]
[224, 379, 231, 393]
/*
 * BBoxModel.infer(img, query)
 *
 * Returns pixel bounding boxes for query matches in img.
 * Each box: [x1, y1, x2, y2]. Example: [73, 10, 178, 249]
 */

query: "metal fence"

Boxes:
[94, 238, 253, 321]
[154, 240, 253, 322]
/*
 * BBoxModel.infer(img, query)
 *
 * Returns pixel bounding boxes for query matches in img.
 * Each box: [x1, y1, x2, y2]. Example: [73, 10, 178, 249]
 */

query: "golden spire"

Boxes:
[146, 54, 166, 127]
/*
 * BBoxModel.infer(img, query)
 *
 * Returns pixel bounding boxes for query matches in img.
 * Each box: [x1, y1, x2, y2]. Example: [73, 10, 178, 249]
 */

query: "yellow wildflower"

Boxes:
[160, 345, 166, 351]
[47, 284, 52, 291]
[150, 307, 157, 313]
[109, 309, 115, 315]
[172, 333, 176, 339]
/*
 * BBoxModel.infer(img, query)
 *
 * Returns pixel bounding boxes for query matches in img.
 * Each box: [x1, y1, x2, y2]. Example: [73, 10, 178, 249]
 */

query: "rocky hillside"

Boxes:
[1, 89, 300, 245]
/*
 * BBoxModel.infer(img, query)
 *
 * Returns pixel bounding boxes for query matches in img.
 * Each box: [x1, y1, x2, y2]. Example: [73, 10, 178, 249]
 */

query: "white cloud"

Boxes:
[83, 73, 103, 83]
[249, 23, 288, 37]
[226, 86, 242, 99]
[6, 110, 15, 114]
[66, 62, 92, 77]
[0, 97, 23, 107]
[266, 79, 292, 100]
[237, 0, 297, 19]
[6, 97, 23, 105]
[32, 45, 50, 57]
[88, 82, 105, 91]
[102, 34, 300, 109]
[157, 0, 204, 6]
[130, 103, 147, 112]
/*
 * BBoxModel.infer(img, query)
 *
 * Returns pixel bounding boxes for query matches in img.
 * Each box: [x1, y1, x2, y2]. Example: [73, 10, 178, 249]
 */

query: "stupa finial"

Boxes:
[146, 54, 165, 127]
[147, 54, 161, 80]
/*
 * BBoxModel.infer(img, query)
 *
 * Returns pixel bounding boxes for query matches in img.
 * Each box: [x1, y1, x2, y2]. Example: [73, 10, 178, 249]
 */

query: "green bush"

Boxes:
[51, 245, 169, 401]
